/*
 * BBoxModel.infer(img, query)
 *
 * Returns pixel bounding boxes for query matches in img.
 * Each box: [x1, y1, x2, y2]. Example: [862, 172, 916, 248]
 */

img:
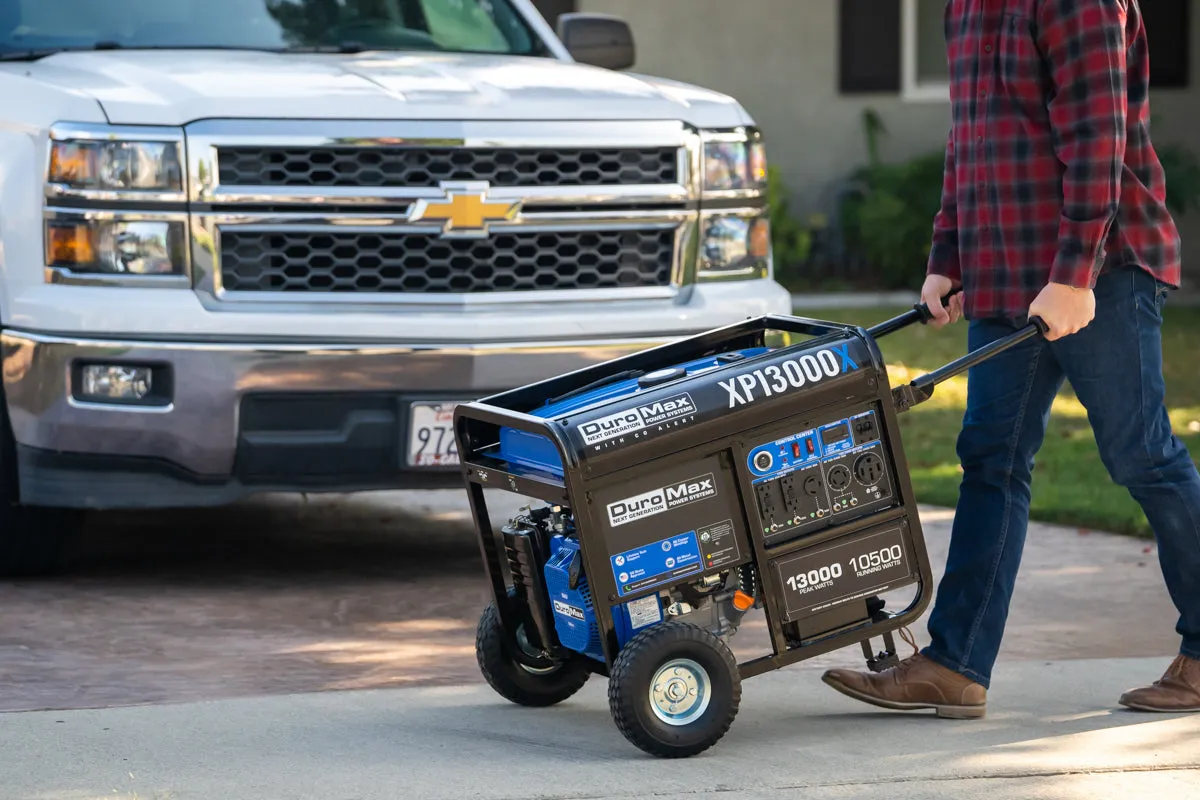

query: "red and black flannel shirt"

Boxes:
[928, 0, 1181, 320]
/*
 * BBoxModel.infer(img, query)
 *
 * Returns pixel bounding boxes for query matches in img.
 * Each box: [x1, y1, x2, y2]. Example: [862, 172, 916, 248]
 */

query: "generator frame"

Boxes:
[454, 310, 998, 681]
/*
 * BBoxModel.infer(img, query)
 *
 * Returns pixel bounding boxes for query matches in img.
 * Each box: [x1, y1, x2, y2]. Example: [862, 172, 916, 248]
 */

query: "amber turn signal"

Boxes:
[49, 142, 98, 185]
[748, 218, 771, 259]
[47, 224, 96, 266]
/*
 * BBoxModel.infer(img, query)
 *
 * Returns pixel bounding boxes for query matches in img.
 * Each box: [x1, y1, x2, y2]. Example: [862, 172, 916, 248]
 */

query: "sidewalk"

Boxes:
[3, 656, 1197, 800]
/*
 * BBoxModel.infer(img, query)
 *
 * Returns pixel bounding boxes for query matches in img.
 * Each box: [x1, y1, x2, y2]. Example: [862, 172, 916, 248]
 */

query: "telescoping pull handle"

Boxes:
[891, 316, 1049, 413]
[867, 286, 964, 339]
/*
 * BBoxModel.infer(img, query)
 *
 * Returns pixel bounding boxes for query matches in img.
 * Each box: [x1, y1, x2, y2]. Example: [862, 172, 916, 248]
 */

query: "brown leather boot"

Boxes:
[822, 653, 987, 719]
[1118, 655, 1200, 712]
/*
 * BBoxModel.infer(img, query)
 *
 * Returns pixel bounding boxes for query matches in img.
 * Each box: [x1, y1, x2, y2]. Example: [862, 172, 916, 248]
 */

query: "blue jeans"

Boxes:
[922, 266, 1200, 688]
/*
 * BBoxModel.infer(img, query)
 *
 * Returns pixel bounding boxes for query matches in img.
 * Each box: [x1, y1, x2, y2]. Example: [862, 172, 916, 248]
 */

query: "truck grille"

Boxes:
[216, 146, 679, 188]
[219, 229, 675, 294]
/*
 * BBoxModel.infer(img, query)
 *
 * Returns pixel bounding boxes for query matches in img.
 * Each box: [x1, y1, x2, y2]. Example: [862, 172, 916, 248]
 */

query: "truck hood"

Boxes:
[19, 49, 752, 128]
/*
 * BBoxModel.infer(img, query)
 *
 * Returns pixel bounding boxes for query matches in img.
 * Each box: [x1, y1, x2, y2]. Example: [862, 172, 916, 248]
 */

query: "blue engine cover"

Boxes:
[544, 535, 665, 661]
[544, 536, 603, 660]
[499, 347, 771, 476]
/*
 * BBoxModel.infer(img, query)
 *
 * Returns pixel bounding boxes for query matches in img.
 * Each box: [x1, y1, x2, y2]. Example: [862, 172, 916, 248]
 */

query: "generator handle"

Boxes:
[867, 286, 963, 339]
[892, 316, 1048, 412]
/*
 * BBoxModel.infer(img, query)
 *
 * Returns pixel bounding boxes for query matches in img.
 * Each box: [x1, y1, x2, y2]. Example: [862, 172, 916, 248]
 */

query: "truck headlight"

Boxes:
[49, 140, 183, 192]
[698, 213, 771, 281]
[47, 219, 187, 275]
[701, 129, 767, 195]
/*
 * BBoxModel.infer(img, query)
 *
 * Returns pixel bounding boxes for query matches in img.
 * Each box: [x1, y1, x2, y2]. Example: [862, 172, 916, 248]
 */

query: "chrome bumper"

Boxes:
[1, 330, 675, 508]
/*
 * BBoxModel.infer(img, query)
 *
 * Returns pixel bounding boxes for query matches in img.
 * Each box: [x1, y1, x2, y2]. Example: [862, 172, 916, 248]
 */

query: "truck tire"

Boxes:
[0, 392, 81, 577]
[476, 593, 591, 707]
[608, 622, 741, 758]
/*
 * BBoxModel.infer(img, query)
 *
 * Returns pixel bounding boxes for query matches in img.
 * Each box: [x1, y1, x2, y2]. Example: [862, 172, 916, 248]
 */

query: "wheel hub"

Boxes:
[514, 624, 557, 674]
[649, 658, 711, 725]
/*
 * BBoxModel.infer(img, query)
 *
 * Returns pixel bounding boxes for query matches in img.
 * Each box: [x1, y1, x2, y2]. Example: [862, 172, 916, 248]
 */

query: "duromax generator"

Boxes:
[453, 299, 1043, 758]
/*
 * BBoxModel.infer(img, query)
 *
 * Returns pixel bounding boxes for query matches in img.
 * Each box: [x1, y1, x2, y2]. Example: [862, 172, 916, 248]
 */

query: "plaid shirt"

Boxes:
[929, 0, 1181, 320]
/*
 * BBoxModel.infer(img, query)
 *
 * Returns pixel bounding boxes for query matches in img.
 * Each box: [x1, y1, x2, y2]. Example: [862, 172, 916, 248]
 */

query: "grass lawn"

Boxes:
[801, 305, 1200, 537]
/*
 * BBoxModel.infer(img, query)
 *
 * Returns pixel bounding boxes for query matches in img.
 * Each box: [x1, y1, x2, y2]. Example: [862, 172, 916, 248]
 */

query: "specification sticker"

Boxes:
[624, 595, 663, 629]
[610, 531, 702, 597]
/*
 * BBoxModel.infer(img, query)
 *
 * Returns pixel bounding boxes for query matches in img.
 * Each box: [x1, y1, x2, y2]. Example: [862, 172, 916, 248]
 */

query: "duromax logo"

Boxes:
[580, 393, 695, 445]
[607, 472, 716, 527]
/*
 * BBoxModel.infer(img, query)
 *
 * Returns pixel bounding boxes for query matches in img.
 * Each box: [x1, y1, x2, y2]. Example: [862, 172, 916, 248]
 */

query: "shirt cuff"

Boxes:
[927, 242, 962, 282]
[1049, 221, 1110, 289]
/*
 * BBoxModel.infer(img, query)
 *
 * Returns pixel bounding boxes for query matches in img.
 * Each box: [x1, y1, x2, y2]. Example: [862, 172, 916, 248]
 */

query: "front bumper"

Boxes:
[2, 330, 697, 509]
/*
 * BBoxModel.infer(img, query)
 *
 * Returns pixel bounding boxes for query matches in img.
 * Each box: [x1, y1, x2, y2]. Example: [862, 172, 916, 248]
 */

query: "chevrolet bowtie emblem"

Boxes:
[408, 182, 521, 238]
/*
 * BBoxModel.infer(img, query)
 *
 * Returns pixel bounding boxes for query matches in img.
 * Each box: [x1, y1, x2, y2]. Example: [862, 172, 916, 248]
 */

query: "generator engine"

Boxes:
[501, 504, 757, 664]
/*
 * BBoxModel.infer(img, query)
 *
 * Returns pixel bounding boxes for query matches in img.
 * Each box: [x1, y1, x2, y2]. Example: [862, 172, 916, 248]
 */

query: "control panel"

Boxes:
[746, 407, 896, 547]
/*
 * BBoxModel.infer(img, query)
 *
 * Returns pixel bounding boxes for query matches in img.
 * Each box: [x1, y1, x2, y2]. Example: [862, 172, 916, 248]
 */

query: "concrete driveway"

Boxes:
[0, 492, 1182, 713]
[1, 493, 1196, 798]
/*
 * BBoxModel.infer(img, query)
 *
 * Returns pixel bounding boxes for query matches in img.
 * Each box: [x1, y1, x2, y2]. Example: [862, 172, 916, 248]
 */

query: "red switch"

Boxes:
[792, 442, 801, 458]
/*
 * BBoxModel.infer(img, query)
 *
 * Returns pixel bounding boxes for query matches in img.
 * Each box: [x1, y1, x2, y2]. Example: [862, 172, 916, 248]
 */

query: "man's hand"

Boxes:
[920, 274, 963, 328]
[1028, 282, 1095, 341]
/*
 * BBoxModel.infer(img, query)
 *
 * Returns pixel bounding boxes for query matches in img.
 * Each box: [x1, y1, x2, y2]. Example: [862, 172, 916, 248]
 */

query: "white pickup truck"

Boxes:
[0, 0, 789, 574]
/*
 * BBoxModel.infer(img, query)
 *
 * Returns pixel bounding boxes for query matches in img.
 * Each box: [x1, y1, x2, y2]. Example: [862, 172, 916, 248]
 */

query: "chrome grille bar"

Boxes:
[185, 119, 702, 304]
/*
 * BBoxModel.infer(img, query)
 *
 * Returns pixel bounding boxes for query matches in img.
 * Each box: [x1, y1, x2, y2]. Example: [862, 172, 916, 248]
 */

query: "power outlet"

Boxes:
[827, 464, 852, 492]
[756, 481, 786, 527]
[780, 474, 799, 507]
[854, 452, 885, 485]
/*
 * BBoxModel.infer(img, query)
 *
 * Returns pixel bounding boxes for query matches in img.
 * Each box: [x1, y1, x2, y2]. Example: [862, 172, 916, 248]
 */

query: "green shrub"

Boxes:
[1160, 143, 1200, 218]
[767, 166, 813, 283]
[840, 149, 946, 289]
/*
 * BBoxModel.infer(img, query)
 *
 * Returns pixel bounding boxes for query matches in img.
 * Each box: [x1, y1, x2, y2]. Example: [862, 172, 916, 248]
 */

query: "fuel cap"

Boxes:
[637, 367, 686, 389]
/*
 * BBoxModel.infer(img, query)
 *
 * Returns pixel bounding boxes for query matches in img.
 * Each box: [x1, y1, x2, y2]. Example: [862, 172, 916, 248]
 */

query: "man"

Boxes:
[822, 0, 1200, 718]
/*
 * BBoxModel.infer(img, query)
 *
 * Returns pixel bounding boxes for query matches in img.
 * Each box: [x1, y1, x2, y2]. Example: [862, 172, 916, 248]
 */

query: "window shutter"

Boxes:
[531, 0, 577, 28]
[839, 0, 902, 93]
[1141, 0, 1190, 89]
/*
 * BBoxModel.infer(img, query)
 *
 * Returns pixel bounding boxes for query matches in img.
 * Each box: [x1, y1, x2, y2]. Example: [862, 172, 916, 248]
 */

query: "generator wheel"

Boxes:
[608, 622, 741, 758]
[475, 593, 590, 707]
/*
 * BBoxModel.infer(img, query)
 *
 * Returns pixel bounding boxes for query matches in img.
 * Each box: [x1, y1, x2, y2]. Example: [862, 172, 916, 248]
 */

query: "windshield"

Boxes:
[0, 0, 548, 56]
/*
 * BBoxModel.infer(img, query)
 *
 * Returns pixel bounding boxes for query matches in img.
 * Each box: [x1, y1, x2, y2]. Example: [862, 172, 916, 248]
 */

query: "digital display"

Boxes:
[821, 423, 849, 446]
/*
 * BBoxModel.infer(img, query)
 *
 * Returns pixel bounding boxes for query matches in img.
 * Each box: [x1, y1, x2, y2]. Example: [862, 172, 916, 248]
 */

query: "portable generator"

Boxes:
[454, 298, 1044, 758]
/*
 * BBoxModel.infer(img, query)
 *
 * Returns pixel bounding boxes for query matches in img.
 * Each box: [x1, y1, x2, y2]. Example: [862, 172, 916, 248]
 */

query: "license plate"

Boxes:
[407, 402, 460, 467]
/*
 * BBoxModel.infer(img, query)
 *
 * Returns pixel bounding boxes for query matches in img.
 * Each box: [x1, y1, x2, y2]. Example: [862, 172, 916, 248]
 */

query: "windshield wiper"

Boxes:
[0, 41, 372, 62]
[0, 47, 74, 61]
[279, 42, 369, 54]
[0, 40, 131, 60]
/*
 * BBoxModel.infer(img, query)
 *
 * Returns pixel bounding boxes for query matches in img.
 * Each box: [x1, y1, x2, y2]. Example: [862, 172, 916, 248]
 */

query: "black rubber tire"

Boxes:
[0, 387, 81, 578]
[608, 622, 741, 758]
[475, 594, 590, 707]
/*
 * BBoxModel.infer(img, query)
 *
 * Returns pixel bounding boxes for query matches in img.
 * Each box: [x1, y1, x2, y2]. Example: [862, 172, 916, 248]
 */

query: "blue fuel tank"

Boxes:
[497, 348, 771, 476]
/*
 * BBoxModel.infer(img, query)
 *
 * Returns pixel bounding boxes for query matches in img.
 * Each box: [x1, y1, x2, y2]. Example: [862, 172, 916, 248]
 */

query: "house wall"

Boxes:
[578, 0, 1200, 281]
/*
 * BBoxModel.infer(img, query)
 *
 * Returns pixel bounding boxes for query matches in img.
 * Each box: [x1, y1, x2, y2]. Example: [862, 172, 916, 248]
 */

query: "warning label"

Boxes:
[699, 519, 741, 570]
